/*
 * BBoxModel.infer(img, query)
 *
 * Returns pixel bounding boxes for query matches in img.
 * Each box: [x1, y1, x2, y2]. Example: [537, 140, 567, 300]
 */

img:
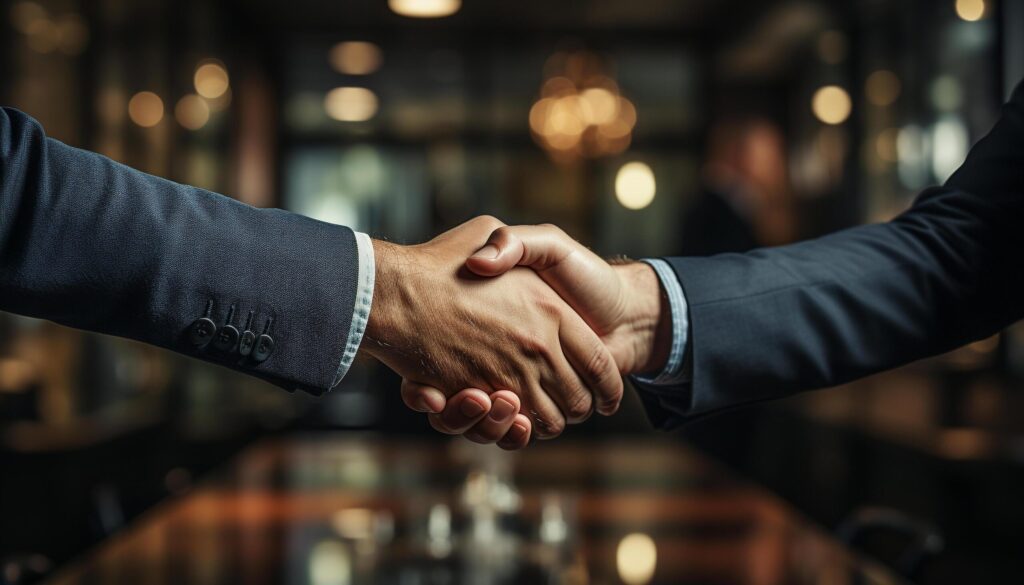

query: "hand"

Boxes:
[402, 222, 673, 446]
[361, 216, 624, 439]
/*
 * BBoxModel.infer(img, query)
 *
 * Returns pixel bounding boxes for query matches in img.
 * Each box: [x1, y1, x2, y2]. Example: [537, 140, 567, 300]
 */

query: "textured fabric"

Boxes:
[633, 80, 1024, 429]
[632, 258, 689, 384]
[0, 107, 362, 395]
[333, 231, 375, 387]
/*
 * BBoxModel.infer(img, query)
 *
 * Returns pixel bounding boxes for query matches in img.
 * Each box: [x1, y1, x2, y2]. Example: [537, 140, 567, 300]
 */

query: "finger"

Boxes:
[523, 379, 567, 440]
[464, 391, 521, 444]
[467, 224, 593, 279]
[467, 226, 527, 276]
[466, 225, 616, 337]
[559, 310, 623, 415]
[497, 414, 532, 450]
[400, 379, 447, 414]
[427, 389, 491, 435]
[542, 361, 594, 426]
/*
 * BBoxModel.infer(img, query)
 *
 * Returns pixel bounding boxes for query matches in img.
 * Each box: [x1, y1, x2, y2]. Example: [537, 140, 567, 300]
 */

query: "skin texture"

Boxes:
[400, 222, 672, 447]
[362, 216, 624, 440]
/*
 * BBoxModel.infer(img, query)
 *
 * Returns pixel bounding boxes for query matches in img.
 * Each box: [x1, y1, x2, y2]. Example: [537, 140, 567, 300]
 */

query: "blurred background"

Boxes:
[2, 0, 1024, 584]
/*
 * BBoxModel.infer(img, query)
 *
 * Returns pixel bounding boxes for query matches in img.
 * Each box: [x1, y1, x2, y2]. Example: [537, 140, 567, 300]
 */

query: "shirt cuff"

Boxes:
[332, 231, 375, 387]
[632, 258, 690, 386]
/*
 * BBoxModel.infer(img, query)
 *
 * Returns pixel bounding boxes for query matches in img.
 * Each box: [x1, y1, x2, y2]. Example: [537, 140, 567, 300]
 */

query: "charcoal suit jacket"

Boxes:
[0, 107, 361, 395]
[638, 81, 1024, 428]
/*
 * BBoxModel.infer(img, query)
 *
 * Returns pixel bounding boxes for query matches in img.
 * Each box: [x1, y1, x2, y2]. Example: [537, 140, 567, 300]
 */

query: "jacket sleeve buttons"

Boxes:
[189, 317, 217, 347]
[252, 333, 275, 363]
[212, 305, 240, 352]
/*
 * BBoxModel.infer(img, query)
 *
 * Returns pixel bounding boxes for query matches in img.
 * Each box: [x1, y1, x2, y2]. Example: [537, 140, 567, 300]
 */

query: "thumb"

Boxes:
[467, 227, 527, 276]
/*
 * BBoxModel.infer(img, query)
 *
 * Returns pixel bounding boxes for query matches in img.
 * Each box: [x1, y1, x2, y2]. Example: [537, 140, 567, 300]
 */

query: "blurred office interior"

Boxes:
[1, 0, 1024, 584]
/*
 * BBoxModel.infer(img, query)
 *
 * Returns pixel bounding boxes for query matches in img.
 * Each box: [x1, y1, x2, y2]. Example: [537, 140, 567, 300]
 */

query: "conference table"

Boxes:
[39, 435, 906, 585]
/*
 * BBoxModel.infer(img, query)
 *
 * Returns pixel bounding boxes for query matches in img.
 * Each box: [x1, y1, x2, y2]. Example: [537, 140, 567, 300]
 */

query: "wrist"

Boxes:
[612, 262, 672, 376]
[363, 239, 412, 363]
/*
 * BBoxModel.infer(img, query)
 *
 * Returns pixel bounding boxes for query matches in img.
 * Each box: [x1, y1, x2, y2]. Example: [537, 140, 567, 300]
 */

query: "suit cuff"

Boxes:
[332, 231, 375, 387]
[632, 258, 691, 385]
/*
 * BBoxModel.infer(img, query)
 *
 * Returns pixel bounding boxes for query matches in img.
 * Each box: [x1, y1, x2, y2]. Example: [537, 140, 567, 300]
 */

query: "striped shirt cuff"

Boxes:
[633, 258, 690, 386]
[332, 231, 375, 388]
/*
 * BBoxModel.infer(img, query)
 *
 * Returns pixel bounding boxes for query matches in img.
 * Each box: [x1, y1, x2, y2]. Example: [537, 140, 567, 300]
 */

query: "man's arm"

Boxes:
[0, 107, 364, 394]
[647, 80, 1024, 424]
[412, 79, 1024, 439]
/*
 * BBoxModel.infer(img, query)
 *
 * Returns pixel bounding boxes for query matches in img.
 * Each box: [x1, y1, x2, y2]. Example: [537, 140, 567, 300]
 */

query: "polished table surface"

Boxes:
[41, 435, 906, 585]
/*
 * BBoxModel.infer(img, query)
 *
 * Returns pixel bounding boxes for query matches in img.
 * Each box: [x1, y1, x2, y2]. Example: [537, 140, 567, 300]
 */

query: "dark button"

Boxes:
[238, 330, 256, 356]
[189, 318, 217, 347]
[213, 324, 240, 352]
[252, 334, 275, 363]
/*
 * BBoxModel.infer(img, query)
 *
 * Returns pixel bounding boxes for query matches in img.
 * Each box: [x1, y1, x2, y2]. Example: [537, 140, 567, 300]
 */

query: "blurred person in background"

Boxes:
[681, 117, 795, 256]
[413, 79, 1024, 447]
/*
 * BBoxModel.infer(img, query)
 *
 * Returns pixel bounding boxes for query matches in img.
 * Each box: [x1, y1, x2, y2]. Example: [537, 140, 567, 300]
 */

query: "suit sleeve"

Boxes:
[637, 81, 1024, 427]
[0, 107, 362, 395]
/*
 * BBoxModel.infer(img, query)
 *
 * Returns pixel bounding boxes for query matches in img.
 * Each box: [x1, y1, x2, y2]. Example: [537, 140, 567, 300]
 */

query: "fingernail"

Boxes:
[506, 423, 528, 442]
[418, 396, 441, 414]
[459, 399, 486, 418]
[489, 398, 516, 422]
[471, 244, 499, 260]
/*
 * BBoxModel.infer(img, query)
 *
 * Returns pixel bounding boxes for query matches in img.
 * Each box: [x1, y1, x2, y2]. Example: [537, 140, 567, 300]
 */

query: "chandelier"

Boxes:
[529, 51, 637, 162]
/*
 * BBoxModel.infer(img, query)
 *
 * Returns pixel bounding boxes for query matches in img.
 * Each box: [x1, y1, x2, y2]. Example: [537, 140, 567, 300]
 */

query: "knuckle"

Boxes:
[538, 223, 563, 236]
[584, 346, 614, 381]
[516, 330, 552, 360]
[564, 388, 593, 420]
[474, 214, 505, 231]
[537, 416, 565, 438]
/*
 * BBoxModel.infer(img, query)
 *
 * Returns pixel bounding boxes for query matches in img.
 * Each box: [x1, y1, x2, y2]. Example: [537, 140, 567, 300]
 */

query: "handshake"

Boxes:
[360, 215, 673, 450]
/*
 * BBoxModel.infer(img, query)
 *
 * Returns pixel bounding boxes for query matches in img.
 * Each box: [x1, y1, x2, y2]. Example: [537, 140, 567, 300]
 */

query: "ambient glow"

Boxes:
[615, 162, 656, 210]
[324, 87, 379, 122]
[616, 533, 657, 585]
[388, 0, 461, 18]
[812, 85, 852, 125]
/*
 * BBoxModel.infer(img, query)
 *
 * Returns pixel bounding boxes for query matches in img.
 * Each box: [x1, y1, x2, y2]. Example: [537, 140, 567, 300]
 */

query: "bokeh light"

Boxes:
[615, 162, 656, 210]
[616, 533, 657, 585]
[128, 91, 164, 128]
[811, 85, 852, 125]
[194, 61, 230, 99]
[388, 0, 461, 18]
[174, 94, 211, 130]
[530, 51, 636, 160]
[930, 75, 964, 112]
[955, 0, 985, 21]
[329, 41, 383, 75]
[324, 87, 379, 122]
[865, 70, 901, 106]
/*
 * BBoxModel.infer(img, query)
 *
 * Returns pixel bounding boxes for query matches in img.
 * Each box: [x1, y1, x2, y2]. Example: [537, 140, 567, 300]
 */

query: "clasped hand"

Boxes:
[362, 216, 669, 450]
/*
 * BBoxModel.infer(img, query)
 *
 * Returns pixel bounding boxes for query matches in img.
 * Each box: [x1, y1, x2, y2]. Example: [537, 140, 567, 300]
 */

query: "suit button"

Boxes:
[252, 334, 275, 363]
[238, 330, 256, 356]
[189, 318, 217, 347]
[213, 325, 240, 352]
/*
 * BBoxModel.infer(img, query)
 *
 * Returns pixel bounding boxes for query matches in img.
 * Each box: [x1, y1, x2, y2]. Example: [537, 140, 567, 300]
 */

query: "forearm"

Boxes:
[635, 81, 1024, 425]
[0, 107, 362, 394]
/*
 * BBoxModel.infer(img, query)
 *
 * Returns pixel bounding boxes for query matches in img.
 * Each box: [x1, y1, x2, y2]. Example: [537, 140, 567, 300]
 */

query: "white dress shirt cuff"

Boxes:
[332, 231, 375, 387]
[632, 258, 690, 386]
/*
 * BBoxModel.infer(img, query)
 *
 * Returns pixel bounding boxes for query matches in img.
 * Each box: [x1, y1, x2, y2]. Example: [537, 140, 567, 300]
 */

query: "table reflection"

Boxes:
[41, 436, 905, 585]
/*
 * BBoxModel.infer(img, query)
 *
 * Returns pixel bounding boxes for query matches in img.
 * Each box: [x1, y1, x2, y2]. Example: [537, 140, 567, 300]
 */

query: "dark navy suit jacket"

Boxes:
[639, 82, 1024, 428]
[0, 107, 360, 395]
